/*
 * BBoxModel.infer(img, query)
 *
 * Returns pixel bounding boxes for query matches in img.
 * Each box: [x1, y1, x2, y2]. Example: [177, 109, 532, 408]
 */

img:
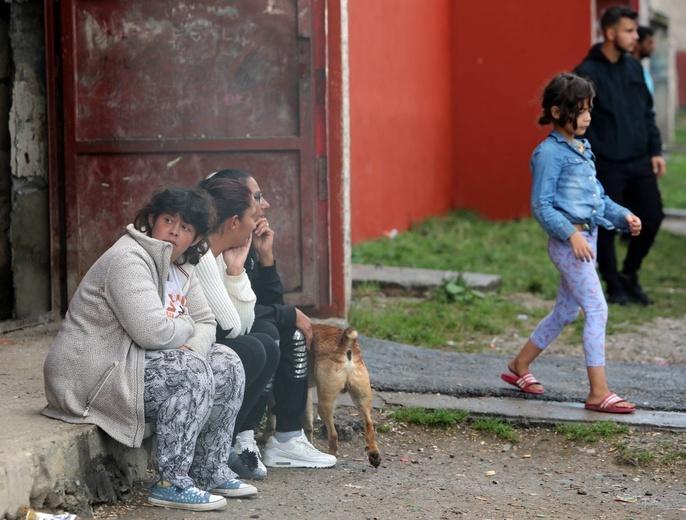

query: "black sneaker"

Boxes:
[620, 273, 654, 305]
[606, 282, 629, 306]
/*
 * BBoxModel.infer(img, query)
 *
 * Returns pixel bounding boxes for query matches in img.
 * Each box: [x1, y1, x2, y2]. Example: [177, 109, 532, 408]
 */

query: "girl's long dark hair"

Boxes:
[538, 72, 595, 129]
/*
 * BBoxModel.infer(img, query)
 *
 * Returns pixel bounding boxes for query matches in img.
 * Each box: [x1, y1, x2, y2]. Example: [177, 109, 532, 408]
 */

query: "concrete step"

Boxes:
[0, 323, 149, 519]
[352, 263, 501, 296]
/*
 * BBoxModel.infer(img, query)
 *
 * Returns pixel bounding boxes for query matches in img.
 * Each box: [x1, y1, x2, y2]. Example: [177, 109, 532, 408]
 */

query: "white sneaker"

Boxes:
[262, 431, 337, 468]
[230, 431, 267, 480]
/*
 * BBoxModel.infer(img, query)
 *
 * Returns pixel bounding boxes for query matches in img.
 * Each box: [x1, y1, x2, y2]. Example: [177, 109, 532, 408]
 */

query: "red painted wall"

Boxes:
[348, 0, 455, 244]
[348, 1, 593, 243]
[678, 52, 686, 109]
[452, 1, 591, 219]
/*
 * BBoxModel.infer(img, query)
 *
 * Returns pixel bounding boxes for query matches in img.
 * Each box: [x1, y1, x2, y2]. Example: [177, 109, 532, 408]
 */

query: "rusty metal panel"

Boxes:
[54, 0, 326, 310]
[68, 0, 300, 140]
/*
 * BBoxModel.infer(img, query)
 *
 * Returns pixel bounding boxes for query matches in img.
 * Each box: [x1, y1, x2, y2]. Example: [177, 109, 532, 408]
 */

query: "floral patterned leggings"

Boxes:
[144, 344, 245, 490]
[530, 229, 608, 367]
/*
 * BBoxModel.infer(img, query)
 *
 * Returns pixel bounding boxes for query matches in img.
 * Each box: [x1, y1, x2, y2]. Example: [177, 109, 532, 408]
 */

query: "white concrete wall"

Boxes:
[651, 0, 686, 50]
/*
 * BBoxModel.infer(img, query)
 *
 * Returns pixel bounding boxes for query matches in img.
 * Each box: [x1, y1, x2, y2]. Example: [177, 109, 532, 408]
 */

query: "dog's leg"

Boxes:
[303, 385, 315, 442]
[315, 384, 341, 457]
[258, 393, 276, 444]
[349, 372, 381, 468]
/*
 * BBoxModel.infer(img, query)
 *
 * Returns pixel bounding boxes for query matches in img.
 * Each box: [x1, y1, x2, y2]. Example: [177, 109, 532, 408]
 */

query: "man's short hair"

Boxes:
[637, 25, 654, 43]
[600, 5, 638, 29]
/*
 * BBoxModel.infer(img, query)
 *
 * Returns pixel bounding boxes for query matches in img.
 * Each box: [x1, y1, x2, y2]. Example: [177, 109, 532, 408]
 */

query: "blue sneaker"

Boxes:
[148, 482, 227, 511]
[210, 478, 258, 498]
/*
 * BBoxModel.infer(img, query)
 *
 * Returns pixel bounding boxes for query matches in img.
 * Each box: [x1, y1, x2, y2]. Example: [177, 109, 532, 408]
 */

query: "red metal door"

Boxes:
[50, 0, 327, 310]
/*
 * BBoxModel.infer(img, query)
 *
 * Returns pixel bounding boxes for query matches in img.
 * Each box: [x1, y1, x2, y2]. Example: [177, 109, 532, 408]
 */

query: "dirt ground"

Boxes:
[90, 403, 686, 520]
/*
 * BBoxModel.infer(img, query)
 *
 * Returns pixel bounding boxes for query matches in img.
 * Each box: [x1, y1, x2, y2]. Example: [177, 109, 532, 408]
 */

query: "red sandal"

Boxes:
[501, 371, 545, 395]
[585, 393, 636, 414]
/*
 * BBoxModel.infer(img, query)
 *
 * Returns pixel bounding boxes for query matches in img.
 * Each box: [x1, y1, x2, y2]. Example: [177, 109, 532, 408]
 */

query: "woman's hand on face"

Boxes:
[252, 216, 275, 266]
[223, 233, 253, 276]
[569, 232, 594, 262]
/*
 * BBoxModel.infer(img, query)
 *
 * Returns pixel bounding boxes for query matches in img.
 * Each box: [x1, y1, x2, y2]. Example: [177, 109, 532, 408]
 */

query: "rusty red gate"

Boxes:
[47, 0, 330, 313]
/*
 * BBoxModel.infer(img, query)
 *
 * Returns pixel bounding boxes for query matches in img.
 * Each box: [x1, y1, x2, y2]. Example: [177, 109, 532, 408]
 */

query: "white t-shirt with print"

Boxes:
[164, 264, 187, 318]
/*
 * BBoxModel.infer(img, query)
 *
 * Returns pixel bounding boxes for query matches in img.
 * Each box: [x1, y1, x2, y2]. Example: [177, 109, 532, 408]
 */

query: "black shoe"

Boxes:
[619, 273, 654, 306]
[606, 285, 629, 306]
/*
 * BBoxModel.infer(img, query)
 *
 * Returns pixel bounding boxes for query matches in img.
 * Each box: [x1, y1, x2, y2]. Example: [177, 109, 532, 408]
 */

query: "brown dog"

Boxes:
[262, 324, 381, 468]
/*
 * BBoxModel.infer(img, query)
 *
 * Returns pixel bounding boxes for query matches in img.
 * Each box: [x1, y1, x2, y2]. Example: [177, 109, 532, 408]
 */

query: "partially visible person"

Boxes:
[632, 25, 656, 97]
[501, 73, 640, 414]
[201, 169, 336, 473]
[195, 177, 279, 481]
[42, 187, 256, 512]
[574, 5, 665, 306]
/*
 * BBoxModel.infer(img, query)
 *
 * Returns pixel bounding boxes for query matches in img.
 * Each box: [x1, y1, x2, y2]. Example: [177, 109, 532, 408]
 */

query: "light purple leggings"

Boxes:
[530, 229, 608, 367]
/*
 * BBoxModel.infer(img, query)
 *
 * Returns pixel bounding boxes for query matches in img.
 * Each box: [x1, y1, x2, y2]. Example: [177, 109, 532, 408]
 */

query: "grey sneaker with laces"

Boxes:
[229, 433, 268, 480]
[209, 478, 258, 498]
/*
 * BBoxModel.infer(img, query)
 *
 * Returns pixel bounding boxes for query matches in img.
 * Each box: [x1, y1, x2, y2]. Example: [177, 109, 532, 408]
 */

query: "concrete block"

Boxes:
[0, 423, 150, 519]
[352, 263, 501, 296]
[10, 188, 49, 318]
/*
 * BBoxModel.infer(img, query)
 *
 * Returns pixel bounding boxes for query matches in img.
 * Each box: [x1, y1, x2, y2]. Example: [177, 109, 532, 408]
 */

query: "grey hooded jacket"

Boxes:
[42, 225, 216, 448]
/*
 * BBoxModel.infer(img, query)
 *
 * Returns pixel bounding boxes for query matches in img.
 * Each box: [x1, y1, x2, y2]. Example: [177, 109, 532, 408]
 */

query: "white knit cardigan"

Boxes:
[195, 251, 256, 337]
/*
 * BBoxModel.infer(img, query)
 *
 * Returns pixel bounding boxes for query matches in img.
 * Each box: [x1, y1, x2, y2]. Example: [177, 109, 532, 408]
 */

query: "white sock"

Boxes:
[236, 430, 254, 441]
[274, 429, 301, 443]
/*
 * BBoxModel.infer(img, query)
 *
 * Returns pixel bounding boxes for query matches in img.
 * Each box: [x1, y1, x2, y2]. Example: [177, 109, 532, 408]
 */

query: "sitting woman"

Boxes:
[42, 186, 256, 512]
[195, 177, 280, 481]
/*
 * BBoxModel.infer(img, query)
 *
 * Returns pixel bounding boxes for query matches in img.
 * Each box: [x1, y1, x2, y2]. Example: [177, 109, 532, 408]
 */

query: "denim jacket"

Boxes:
[530, 131, 631, 242]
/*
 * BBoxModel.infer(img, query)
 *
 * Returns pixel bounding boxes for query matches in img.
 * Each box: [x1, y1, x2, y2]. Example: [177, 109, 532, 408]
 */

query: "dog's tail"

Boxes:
[339, 327, 358, 361]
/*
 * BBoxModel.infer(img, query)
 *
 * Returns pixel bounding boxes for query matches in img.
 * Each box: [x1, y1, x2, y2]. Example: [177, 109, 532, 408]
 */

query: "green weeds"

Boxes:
[471, 418, 519, 443]
[388, 407, 517, 442]
[555, 421, 628, 443]
[614, 442, 655, 467]
[390, 407, 469, 429]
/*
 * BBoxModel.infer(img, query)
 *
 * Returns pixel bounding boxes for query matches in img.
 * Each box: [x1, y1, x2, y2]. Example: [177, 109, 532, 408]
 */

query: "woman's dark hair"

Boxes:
[538, 73, 595, 129]
[133, 186, 216, 265]
[199, 178, 254, 234]
[198, 168, 252, 189]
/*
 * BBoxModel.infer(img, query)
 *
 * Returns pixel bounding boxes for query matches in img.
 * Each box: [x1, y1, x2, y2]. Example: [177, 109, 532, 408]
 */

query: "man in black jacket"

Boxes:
[574, 5, 666, 305]
[206, 169, 336, 475]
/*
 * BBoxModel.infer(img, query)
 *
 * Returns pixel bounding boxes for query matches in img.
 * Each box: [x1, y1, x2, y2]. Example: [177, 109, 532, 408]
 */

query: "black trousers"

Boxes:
[251, 319, 309, 433]
[218, 331, 279, 438]
[595, 155, 664, 285]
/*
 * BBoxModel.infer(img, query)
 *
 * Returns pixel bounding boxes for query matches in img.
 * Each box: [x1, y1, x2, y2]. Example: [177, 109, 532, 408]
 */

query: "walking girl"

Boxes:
[501, 73, 641, 413]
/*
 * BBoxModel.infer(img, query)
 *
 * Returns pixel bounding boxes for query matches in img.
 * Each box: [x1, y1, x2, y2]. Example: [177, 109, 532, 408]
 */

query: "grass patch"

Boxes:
[349, 291, 548, 349]
[674, 110, 686, 146]
[614, 442, 655, 467]
[352, 211, 559, 297]
[555, 421, 628, 443]
[390, 407, 469, 428]
[376, 424, 392, 433]
[471, 418, 519, 443]
[661, 451, 686, 465]
[661, 151, 686, 209]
